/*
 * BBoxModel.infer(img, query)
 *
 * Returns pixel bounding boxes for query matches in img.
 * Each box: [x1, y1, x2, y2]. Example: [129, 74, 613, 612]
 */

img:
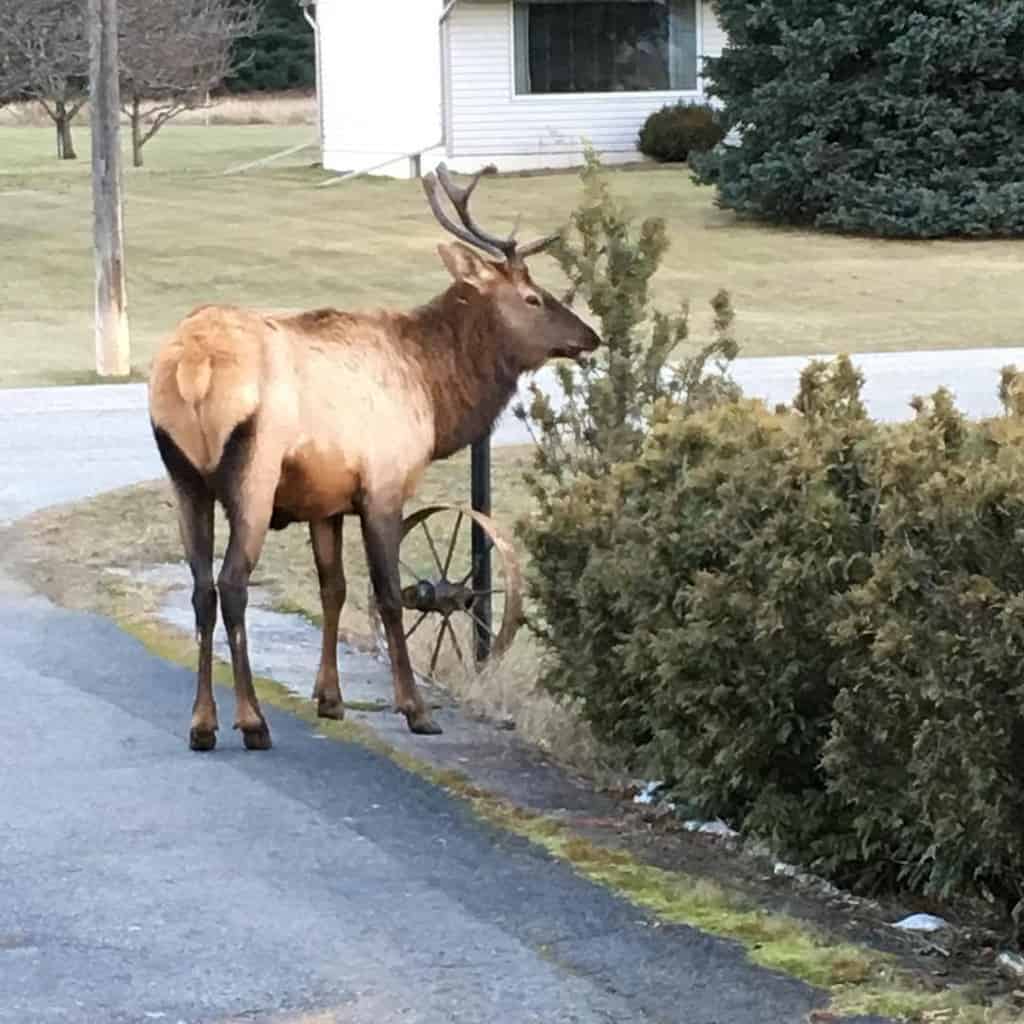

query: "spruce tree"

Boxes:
[694, 0, 1024, 238]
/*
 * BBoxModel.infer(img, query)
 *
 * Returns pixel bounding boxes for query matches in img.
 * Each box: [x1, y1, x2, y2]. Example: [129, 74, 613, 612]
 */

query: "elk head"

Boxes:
[422, 163, 601, 371]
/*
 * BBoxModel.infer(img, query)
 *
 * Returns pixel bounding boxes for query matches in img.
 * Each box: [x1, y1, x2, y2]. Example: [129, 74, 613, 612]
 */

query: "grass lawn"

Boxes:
[3, 123, 1024, 387]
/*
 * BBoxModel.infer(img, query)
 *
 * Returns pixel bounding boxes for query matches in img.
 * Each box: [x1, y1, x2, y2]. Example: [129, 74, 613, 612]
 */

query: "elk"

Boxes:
[148, 164, 601, 751]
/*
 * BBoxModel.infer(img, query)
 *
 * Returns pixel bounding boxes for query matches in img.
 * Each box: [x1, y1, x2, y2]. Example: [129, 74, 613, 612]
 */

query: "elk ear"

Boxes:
[437, 241, 499, 291]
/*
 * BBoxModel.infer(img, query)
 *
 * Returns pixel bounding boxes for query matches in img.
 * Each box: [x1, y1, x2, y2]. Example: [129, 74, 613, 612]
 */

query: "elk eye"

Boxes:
[525, 294, 542, 307]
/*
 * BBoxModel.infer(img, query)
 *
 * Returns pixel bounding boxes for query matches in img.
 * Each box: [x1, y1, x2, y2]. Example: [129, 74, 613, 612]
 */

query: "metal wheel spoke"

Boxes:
[442, 511, 464, 578]
[464, 609, 497, 640]
[421, 520, 445, 575]
[429, 617, 448, 676]
[405, 611, 428, 640]
[445, 617, 466, 664]
[400, 558, 427, 583]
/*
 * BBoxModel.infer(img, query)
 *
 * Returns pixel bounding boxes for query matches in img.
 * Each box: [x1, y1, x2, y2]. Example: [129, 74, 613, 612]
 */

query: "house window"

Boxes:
[513, 0, 698, 95]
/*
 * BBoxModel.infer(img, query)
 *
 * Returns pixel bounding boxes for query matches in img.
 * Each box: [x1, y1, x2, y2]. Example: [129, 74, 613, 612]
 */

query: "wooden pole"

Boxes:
[89, 0, 130, 377]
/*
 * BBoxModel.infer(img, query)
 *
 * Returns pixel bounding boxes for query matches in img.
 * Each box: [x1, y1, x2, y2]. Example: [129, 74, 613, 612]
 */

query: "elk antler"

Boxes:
[421, 162, 562, 264]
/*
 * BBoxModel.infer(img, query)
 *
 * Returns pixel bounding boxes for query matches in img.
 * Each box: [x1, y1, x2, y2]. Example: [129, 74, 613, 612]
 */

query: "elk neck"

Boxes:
[403, 286, 523, 461]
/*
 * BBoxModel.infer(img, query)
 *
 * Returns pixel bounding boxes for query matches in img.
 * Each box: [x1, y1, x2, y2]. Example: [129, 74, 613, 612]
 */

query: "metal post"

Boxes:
[470, 435, 492, 663]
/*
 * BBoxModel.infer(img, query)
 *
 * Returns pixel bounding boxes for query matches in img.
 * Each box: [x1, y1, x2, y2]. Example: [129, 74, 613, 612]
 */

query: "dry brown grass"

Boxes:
[175, 92, 316, 126]
[0, 91, 315, 128]
[1, 442, 608, 776]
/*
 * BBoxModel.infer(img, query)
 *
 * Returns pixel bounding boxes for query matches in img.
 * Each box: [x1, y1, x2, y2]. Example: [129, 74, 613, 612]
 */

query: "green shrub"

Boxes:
[693, 0, 1024, 238]
[824, 390, 1024, 900]
[515, 147, 740, 754]
[536, 359, 879, 855]
[638, 102, 726, 163]
[520, 151, 1024, 910]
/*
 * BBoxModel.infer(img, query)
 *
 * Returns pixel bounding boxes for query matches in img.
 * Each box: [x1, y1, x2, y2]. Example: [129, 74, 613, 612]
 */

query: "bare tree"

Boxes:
[0, 0, 88, 159]
[119, 0, 259, 167]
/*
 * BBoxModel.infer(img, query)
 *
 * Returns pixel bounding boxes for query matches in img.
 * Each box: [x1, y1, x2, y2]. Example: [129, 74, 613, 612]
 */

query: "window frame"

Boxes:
[508, 0, 705, 101]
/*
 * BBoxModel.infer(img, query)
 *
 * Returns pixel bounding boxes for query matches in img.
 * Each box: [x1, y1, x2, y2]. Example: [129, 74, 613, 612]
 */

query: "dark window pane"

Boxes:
[513, 1, 696, 94]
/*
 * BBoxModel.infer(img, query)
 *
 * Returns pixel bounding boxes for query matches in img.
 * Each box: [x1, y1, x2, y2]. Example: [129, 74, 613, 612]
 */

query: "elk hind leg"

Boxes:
[310, 515, 346, 720]
[153, 425, 219, 751]
[360, 501, 441, 735]
[216, 419, 277, 751]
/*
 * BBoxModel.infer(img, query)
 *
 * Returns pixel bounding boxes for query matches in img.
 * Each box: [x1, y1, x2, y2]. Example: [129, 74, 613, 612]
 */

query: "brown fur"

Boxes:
[150, 258, 596, 524]
[149, 198, 601, 748]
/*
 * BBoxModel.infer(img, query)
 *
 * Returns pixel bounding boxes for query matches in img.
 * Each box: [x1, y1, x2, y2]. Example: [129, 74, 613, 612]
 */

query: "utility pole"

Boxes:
[89, 0, 130, 377]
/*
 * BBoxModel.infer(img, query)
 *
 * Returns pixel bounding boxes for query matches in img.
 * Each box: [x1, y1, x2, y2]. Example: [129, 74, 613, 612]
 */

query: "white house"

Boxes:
[307, 0, 728, 179]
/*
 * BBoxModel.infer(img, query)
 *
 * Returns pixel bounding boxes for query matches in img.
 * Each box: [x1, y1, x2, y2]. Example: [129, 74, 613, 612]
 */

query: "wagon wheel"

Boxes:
[368, 503, 523, 682]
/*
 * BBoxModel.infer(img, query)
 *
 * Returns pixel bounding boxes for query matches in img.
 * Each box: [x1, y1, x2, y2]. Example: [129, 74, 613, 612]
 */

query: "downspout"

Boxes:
[438, 0, 458, 153]
[300, 0, 325, 161]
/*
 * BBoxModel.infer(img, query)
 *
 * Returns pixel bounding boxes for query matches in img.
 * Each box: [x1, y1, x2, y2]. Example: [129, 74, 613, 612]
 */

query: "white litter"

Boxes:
[997, 951, 1024, 980]
[891, 913, 949, 932]
[632, 781, 665, 805]
[683, 818, 739, 839]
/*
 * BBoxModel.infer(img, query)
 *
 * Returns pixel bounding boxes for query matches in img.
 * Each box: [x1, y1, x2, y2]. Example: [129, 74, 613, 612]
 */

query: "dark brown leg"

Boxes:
[310, 515, 346, 720]
[172, 481, 218, 751]
[360, 502, 441, 735]
[154, 423, 220, 752]
[216, 431, 277, 751]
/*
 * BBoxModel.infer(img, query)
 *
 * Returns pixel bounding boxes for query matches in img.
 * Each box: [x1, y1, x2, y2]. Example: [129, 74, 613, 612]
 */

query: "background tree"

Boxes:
[119, 0, 260, 167]
[693, 0, 1024, 238]
[225, 0, 314, 93]
[0, 0, 88, 159]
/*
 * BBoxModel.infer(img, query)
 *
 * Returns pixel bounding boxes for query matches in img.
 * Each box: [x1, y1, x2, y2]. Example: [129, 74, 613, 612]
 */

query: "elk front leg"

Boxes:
[310, 515, 346, 720]
[360, 502, 441, 735]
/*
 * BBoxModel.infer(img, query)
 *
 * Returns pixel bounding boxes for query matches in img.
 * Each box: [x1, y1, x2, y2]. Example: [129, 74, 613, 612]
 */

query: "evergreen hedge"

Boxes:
[521, 154, 1024, 910]
[692, 0, 1024, 238]
[226, 0, 314, 93]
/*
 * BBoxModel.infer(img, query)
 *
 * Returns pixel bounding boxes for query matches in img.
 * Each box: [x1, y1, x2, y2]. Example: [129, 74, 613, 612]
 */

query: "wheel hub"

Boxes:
[401, 578, 475, 617]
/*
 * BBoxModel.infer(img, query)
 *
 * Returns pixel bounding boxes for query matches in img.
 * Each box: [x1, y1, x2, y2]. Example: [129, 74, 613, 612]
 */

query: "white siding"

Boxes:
[700, 0, 729, 103]
[444, 0, 727, 170]
[701, 0, 728, 65]
[317, 0, 442, 178]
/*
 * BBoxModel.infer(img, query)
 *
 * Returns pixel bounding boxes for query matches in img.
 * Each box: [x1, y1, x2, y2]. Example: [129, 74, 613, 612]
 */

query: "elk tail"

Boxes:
[165, 349, 216, 472]
[175, 351, 213, 408]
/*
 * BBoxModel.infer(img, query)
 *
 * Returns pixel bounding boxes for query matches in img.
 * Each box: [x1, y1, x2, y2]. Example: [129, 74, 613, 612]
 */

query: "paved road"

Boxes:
[2, 347, 1020, 524]
[0, 352, 991, 1022]
[0, 577, 888, 1024]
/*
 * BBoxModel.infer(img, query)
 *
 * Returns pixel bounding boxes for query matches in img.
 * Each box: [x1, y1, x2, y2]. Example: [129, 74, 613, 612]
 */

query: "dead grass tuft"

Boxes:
[0, 440, 616, 781]
[0, 91, 315, 128]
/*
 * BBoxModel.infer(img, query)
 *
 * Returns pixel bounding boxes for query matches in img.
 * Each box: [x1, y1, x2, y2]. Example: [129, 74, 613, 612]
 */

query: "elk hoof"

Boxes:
[406, 710, 443, 736]
[317, 697, 345, 721]
[189, 727, 217, 752]
[241, 722, 273, 751]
